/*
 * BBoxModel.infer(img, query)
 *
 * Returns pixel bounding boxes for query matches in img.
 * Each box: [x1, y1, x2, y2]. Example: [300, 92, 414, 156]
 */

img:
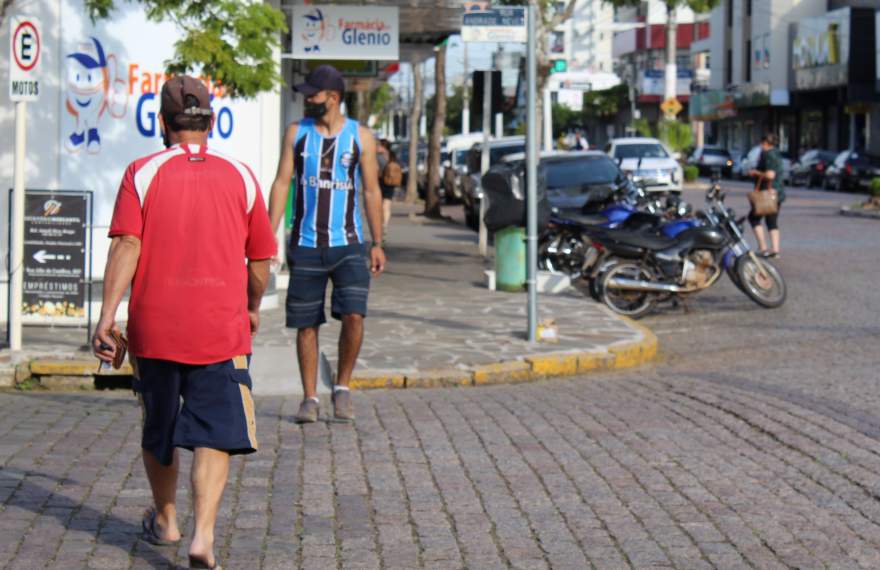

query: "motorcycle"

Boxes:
[592, 178, 787, 318]
[539, 180, 693, 275]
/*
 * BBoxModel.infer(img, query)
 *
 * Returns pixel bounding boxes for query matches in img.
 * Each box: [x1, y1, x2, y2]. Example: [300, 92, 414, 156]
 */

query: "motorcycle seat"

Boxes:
[602, 228, 677, 250]
[564, 213, 608, 227]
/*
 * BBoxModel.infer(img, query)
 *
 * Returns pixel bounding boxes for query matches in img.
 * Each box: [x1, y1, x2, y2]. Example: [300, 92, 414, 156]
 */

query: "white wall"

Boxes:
[0, 0, 282, 320]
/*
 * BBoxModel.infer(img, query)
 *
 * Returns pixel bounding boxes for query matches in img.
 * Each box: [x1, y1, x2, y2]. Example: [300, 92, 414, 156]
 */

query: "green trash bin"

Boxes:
[495, 226, 526, 292]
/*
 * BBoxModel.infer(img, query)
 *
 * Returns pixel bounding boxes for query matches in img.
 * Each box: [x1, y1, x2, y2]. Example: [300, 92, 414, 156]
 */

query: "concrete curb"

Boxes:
[11, 319, 658, 391]
[840, 205, 880, 220]
[347, 317, 658, 390]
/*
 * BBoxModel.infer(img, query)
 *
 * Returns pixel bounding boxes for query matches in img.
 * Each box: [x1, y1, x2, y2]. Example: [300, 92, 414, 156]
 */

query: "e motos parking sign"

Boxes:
[9, 16, 41, 101]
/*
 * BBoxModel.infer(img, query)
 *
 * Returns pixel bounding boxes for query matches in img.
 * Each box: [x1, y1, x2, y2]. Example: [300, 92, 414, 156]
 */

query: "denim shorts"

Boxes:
[133, 356, 258, 466]
[285, 243, 371, 329]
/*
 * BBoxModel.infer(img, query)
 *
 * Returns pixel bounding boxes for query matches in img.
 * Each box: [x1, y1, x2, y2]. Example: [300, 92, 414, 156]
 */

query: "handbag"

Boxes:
[748, 175, 779, 217]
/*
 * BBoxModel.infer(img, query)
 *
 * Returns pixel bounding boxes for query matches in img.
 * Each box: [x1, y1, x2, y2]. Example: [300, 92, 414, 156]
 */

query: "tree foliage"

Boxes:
[83, 0, 287, 98]
[657, 119, 693, 153]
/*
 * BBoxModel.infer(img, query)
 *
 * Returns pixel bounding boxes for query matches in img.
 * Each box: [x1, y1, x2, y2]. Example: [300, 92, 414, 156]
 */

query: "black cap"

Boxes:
[293, 64, 346, 97]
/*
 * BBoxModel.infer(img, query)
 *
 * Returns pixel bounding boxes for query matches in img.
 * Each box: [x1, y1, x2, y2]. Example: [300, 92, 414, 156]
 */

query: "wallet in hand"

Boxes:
[108, 329, 128, 369]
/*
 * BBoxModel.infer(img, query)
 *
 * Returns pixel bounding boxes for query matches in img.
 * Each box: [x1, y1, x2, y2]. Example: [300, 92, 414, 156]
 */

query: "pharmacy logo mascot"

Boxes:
[301, 8, 335, 53]
[64, 37, 127, 154]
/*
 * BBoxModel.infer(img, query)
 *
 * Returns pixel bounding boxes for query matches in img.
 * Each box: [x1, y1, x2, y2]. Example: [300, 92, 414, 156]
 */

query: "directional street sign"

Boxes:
[462, 6, 526, 43]
[9, 16, 41, 101]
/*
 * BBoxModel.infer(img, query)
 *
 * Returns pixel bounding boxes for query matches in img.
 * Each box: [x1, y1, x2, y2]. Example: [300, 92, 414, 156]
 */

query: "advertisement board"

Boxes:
[291, 5, 399, 61]
[639, 70, 692, 97]
[19, 190, 91, 324]
[791, 8, 850, 90]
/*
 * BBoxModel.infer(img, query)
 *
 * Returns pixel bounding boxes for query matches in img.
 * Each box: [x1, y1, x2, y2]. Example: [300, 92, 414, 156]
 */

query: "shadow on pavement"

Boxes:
[0, 467, 173, 569]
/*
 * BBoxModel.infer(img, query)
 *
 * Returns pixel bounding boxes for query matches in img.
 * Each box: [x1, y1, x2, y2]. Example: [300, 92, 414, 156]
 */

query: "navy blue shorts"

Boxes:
[133, 356, 258, 466]
[285, 243, 371, 329]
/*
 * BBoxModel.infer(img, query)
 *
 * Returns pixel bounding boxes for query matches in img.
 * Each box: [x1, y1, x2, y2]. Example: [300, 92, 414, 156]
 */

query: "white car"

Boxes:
[604, 137, 683, 193]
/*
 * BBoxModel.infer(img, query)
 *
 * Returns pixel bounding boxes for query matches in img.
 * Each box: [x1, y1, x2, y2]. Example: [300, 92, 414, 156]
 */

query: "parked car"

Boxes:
[500, 150, 627, 213]
[442, 133, 485, 202]
[739, 145, 792, 184]
[603, 137, 683, 193]
[823, 150, 880, 192]
[687, 146, 734, 177]
[461, 136, 526, 229]
[789, 149, 838, 188]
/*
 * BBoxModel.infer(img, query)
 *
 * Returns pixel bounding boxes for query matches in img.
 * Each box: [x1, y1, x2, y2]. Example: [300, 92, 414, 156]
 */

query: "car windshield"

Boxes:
[454, 150, 468, 165]
[613, 143, 669, 159]
[702, 148, 730, 157]
[545, 156, 621, 191]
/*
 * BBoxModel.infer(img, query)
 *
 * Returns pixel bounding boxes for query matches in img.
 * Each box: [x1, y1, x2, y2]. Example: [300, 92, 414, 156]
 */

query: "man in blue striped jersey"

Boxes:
[268, 65, 386, 423]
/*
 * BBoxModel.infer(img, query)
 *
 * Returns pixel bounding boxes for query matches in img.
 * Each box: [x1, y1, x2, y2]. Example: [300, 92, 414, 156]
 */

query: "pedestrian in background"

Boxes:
[268, 64, 386, 424]
[379, 139, 403, 242]
[93, 75, 276, 570]
[748, 132, 785, 258]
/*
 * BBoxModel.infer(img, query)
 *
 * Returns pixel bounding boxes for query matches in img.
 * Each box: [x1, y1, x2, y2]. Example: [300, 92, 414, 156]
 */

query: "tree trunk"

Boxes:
[405, 62, 423, 204]
[663, 4, 678, 119]
[425, 45, 447, 218]
[356, 89, 370, 125]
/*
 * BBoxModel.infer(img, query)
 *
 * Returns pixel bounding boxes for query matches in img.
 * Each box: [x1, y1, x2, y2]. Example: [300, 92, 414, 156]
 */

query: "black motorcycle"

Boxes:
[592, 179, 786, 318]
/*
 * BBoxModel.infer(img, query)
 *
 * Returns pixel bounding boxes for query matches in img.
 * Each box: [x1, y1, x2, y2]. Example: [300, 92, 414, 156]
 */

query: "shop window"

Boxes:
[745, 40, 751, 82]
[726, 49, 732, 85]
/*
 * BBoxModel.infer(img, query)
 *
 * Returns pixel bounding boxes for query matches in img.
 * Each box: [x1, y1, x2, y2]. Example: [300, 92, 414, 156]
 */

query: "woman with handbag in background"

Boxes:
[748, 133, 785, 258]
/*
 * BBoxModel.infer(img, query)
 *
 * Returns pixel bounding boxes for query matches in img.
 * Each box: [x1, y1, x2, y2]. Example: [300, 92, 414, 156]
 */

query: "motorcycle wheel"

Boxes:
[735, 255, 786, 308]
[598, 262, 656, 319]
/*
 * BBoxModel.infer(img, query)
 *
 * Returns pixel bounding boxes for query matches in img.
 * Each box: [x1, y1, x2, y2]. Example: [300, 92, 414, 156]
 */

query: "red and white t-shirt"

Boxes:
[109, 143, 276, 364]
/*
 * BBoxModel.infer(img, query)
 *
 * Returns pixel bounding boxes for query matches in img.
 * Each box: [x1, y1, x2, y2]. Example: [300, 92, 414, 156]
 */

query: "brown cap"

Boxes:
[161, 75, 212, 118]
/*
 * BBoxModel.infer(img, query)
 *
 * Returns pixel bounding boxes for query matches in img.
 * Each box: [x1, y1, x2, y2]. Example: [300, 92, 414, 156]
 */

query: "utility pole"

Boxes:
[462, 42, 470, 134]
[526, 5, 538, 343]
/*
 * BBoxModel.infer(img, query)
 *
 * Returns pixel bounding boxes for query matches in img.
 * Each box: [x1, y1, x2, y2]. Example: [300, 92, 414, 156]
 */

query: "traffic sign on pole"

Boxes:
[9, 16, 41, 101]
[462, 7, 526, 43]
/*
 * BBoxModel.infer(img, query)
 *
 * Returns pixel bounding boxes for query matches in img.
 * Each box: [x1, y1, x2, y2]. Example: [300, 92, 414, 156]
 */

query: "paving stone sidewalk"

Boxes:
[4, 204, 649, 388]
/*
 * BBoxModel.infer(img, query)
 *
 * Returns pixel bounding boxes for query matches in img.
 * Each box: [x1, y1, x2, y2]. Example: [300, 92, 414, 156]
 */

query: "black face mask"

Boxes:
[304, 100, 329, 119]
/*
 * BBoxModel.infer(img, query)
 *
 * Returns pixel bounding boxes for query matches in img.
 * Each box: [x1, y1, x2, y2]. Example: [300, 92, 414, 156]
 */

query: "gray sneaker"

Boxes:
[332, 389, 354, 421]
[294, 398, 320, 424]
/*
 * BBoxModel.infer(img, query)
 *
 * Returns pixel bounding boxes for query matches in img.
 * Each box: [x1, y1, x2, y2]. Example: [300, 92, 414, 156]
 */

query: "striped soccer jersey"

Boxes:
[290, 118, 364, 248]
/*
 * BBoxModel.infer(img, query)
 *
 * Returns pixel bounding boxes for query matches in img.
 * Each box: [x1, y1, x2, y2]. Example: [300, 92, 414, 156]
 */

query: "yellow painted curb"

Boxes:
[473, 361, 532, 385]
[29, 359, 133, 377]
[405, 369, 473, 388]
[525, 352, 579, 377]
[350, 372, 406, 390]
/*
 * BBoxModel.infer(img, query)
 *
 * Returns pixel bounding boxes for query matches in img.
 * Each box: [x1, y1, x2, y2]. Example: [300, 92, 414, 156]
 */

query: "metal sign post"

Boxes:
[526, 5, 538, 343]
[8, 16, 42, 350]
[479, 69, 492, 257]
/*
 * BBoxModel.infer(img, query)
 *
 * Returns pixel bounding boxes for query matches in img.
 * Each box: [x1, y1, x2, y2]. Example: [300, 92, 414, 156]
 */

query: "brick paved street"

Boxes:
[2, 183, 880, 569]
[2, 366, 880, 569]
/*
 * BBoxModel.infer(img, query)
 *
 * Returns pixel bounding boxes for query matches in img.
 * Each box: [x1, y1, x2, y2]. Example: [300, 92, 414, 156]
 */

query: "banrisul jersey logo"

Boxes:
[62, 35, 237, 154]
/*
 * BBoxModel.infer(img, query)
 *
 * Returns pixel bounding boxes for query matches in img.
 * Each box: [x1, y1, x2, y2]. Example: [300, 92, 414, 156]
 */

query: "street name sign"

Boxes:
[9, 16, 41, 101]
[462, 7, 526, 43]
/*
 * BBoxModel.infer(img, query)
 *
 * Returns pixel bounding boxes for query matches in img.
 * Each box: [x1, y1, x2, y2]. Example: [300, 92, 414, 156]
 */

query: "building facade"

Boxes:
[692, 0, 879, 158]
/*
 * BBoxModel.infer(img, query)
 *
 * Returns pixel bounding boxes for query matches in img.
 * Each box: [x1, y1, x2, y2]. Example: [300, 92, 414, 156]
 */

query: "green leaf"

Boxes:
[84, 0, 288, 98]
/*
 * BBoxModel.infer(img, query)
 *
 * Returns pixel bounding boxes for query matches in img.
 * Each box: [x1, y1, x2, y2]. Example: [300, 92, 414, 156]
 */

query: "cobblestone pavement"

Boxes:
[2, 184, 879, 569]
[3, 371, 880, 570]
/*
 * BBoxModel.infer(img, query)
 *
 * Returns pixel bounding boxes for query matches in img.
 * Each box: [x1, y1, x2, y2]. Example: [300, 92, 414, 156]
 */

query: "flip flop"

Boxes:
[189, 555, 222, 569]
[141, 508, 180, 546]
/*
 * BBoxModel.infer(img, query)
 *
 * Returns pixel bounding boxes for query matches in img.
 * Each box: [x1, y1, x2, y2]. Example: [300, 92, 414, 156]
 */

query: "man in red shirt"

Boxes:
[92, 75, 276, 570]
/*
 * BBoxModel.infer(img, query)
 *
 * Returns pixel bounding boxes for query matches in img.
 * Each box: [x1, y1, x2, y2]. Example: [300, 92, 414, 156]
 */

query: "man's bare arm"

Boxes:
[268, 123, 298, 233]
[93, 235, 141, 361]
[247, 259, 271, 312]
[358, 126, 383, 245]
